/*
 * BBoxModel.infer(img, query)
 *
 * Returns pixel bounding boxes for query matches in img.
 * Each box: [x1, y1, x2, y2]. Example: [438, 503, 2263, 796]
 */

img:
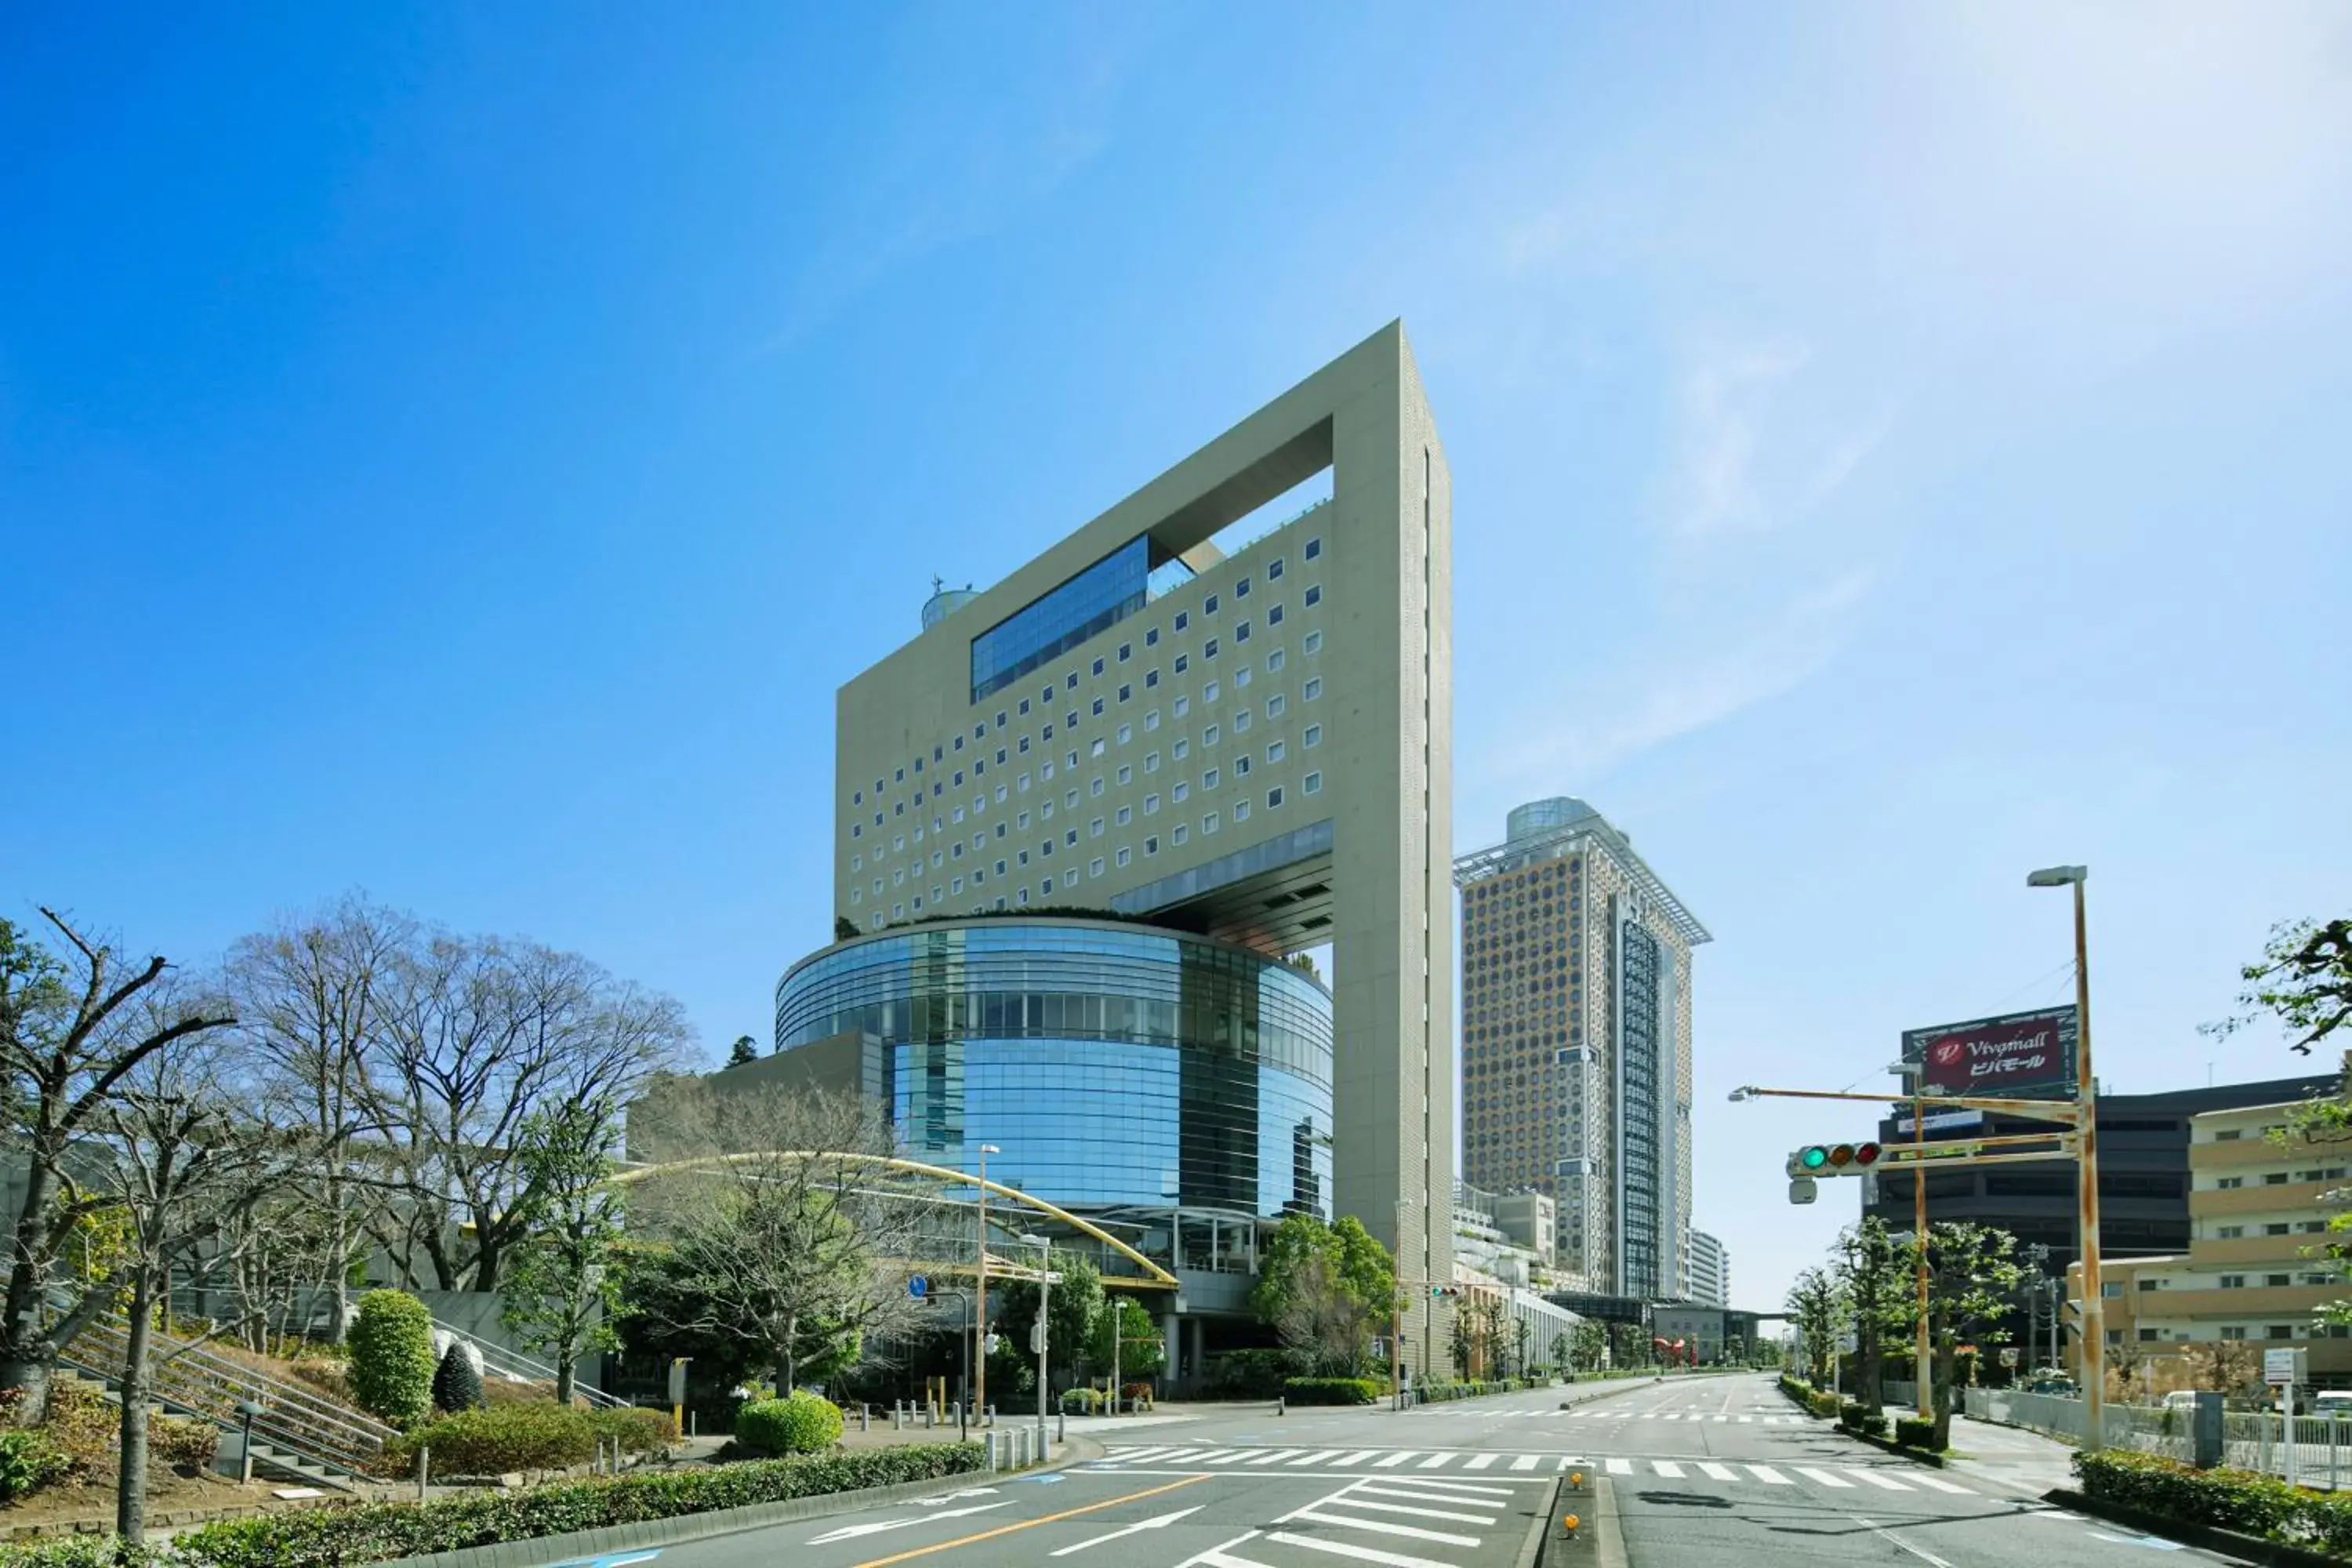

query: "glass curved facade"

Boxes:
[775, 920, 1332, 1221]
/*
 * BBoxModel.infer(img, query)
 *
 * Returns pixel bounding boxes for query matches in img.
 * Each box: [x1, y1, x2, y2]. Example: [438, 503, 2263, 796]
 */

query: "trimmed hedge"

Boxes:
[162, 1443, 985, 1568]
[1283, 1377, 1381, 1406]
[383, 1403, 599, 1476]
[1894, 1417, 1937, 1448]
[1778, 1374, 1844, 1419]
[736, 1392, 844, 1455]
[2074, 1448, 2352, 1555]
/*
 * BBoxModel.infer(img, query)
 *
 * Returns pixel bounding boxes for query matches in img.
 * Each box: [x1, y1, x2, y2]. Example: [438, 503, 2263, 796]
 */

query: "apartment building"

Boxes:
[2071, 1091, 2352, 1389]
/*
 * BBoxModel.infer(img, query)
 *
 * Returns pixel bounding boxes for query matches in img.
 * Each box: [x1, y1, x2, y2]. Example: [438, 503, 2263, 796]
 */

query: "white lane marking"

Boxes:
[1289, 1508, 1479, 1546]
[1107, 1446, 1179, 1463]
[805, 1499, 1008, 1544]
[1652, 1460, 1686, 1478]
[1795, 1466, 1854, 1487]
[1909, 1474, 1973, 1494]
[1049, 1505, 1205, 1557]
[1332, 1450, 1381, 1467]
[1365, 1477, 1517, 1498]
[1414, 1452, 1454, 1468]
[1849, 1470, 1914, 1491]
[1463, 1453, 1500, 1471]
[1177, 1528, 1267, 1568]
[1322, 1496, 1497, 1525]
[1606, 1458, 1633, 1475]
[1263, 1530, 1454, 1568]
[1697, 1462, 1739, 1481]
[1738, 1415, 1754, 1423]
[1245, 1450, 1302, 1465]
[1748, 1465, 1792, 1485]
[2087, 1532, 2185, 1552]
[1853, 1515, 1955, 1568]
[1287, 1450, 1344, 1465]
[1191, 1448, 1249, 1463]
[1510, 1454, 1541, 1471]
[1373, 1450, 1415, 1468]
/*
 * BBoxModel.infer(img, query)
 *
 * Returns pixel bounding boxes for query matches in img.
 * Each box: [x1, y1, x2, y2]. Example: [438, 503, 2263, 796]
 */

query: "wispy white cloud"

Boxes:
[1489, 568, 1875, 782]
[1669, 338, 1890, 543]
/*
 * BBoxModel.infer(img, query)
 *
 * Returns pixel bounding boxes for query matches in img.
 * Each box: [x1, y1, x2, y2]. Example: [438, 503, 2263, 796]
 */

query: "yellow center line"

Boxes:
[850, 1473, 1213, 1568]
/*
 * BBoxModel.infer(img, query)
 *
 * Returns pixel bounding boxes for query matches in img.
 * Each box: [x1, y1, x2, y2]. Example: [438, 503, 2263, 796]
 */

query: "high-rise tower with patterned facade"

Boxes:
[1454, 799, 1708, 1298]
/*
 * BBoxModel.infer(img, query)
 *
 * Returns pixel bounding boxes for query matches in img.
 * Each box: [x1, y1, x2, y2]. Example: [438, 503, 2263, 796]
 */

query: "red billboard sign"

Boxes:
[1904, 1006, 2077, 1097]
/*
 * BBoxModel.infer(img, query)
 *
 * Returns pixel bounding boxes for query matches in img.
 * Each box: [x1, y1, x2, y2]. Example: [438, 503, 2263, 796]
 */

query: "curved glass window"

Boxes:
[775, 920, 1332, 1221]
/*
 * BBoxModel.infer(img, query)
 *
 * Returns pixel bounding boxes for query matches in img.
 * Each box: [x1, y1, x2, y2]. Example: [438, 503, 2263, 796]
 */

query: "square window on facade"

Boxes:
[1116, 806, 1133, 826]
[1117, 846, 1132, 866]
[1305, 585, 1322, 607]
[1091, 658, 1105, 677]
[1203, 811, 1219, 833]
[1205, 681, 1220, 705]
[1234, 710, 1252, 733]
[1205, 593, 1219, 615]
[1146, 670, 1160, 688]
[1268, 557, 1285, 579]
[1232, 798, 1250, 822]
[1305, 677, 1323, 701]
[1147, 627, 1160, 646]
[1268, 694, 1287, 718]
[1235, 666, 1251, 689]
[1174, 695, 1190, 719]
[1174, 611, 1189, 632]
[1090, 858, 1104, 877]
[1119, 643, 1131, 662]
[1204, 724, 1219, 746]
[1091, 776, 1105, 796]
[1091, 697, 1105, 716]
[1304, 771, 1322, 794]
[1236, 622, 1251, 643]
[1090, 817, 1104, 837]
[1174, 739, 1189, 760]
[1067, 673, 1079, 691]
[1145, 834, 1160, 854]
[1305, 537, 1321, 559]
[1119, 684, 1131, 702]
[1268, 740, 1286, 764]
[1203, 766, 1218, 789]
[1205, 638, 1218, 660]
[1233, 754, 1251, 775]
[1175, 655, 1189, 675]
[1267, 603, 1284, 626]
[1173, 824, 1189, 846]
[1145, 794, 1160, 815]
[1174, 782, 1189, 804]
[1145, 710, 1160, 731]
[1091, 737, 1106, 757]
[1236, 576, 1250, 599]
[1117, 763, 1133, 784]
[1267, 648, 1286, 673]
[1303, 630, 1322, 655]
[1268, 786, 1285, 808]
[1117, 723, 1132, 743]
[1145, 752, 1160, 772]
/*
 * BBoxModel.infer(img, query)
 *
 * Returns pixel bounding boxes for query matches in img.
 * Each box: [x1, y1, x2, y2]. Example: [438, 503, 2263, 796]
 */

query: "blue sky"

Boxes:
[6, 4, 2348, 1308]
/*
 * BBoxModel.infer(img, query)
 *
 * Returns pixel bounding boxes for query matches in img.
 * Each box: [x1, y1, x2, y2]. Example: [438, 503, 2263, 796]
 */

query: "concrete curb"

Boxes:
[373, 1440, 1104, 1568]
[1512, 1475, 1563, 1568]
[2044, 1486, 2344, 1568]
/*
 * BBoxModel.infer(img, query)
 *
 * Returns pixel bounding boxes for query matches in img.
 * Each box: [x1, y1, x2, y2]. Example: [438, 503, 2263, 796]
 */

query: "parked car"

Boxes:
[2161, 1389, 2201, 1411]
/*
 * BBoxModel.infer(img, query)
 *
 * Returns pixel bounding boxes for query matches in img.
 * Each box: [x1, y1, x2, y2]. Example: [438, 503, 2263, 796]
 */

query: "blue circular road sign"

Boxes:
[909, 1274, 928, 1299]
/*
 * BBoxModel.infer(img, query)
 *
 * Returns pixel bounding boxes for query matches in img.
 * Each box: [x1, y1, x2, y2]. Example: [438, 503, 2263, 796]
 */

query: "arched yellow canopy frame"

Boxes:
[609, 1151, 1178, 1290]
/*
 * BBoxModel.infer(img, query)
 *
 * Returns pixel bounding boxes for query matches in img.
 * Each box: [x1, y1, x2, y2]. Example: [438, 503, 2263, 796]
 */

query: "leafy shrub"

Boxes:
[151, 1413, 223, 1471]
[1839, 1400, 1869, 1428]
[2073, 1449, 2352, 1555]
[1894, 1417, 1937, 1448]
[1060, 1387, 1107, 1414]
[1202, 1349, 1294, 1400]
[0, 1430, 71, 1502]
[735, 1392, 843, 1455]
[0, 1538, 169, 1567]
[347, 1292, 435, 1428]
[382, 1403, 601, 1477]
[431, 1342, 485, 1415]
[170, 1443, 983, 1568]
[587, 1406, 677, 1455]
[1283, 1377, 1380, 1406]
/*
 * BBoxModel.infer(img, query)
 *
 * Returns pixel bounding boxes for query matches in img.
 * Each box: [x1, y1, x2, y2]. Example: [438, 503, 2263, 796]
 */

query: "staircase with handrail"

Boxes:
[58, 1318, 394, 1490]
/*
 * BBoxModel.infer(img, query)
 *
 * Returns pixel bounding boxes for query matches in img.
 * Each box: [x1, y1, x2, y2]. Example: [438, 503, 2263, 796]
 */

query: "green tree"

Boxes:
[1785, 1266, 1843, 1386]
[1570, 1321, 1606, 1373]
[500, 1098, 628, 1406]
[1086, 1297, 1167, 1386]
[833, 916, 861, 943]
[1922, 1221, 2025, 1448]
[725, 1035, 758, 1068]
[990, 1250, 1103, 1395]
[1549, 1331, 1570, 1374]
[1251, 1215, 1396, 1377]
[1833, 1216, 1915, 1416]
[2209, 917, 2352, 1055]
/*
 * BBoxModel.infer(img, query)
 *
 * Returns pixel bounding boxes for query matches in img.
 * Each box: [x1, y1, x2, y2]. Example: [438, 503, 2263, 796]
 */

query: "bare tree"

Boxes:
[628, 1084, 927, 1390]
[370, 932, 691, 1292]
[0, 911, 235, 1421]
[226, 895, 412, 1341]
[99, 1014, 309, 1541]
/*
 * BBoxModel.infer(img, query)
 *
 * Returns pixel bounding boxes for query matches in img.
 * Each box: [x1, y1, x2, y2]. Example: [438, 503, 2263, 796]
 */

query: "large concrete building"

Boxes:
[1685, 1229, 1729, 1308]
[1455, 797, 1708, 1298]
[2071, 1088, 2352, 1391]
[829, 324, 1456, 1374]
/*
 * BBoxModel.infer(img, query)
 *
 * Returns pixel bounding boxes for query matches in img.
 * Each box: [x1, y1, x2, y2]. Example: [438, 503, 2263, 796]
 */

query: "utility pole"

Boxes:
[2031, 864, 2103, 1451]
[975, 1143, 999, 1421]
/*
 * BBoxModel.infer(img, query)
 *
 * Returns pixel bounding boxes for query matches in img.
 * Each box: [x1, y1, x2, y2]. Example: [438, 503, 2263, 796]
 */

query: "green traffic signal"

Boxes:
[1801, 1146, 1830, 1170]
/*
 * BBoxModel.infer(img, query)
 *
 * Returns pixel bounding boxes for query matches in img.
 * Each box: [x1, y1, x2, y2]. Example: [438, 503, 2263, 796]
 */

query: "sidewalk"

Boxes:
[1942, 1410, 2080, 1499]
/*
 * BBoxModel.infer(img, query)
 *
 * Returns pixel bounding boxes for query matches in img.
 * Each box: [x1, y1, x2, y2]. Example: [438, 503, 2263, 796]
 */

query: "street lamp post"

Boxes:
[1021, 1232, 1051, 1454]
[974, 1144, 1000, 1423]
[2029, 863, 2101, 1450]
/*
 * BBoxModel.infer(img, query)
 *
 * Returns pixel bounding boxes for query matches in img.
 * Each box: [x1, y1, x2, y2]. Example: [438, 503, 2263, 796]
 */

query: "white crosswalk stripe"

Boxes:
[1099, 1446, 1979, 1501]
[1261, 1530, 1454, 1567]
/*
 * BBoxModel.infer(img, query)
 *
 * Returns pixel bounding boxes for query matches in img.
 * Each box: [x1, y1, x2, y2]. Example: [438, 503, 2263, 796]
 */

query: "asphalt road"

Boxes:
[526, 1374, 2241, 1568]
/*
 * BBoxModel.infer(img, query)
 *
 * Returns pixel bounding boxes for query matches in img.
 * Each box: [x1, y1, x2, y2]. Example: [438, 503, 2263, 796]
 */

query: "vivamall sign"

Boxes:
[1902, 1005, 2078, 1098]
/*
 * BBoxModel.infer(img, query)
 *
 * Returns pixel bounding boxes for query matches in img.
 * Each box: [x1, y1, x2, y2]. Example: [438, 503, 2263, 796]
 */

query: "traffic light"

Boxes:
[1793, 1142, 1882, 1173]
[1430, 1286, 1461, 1300]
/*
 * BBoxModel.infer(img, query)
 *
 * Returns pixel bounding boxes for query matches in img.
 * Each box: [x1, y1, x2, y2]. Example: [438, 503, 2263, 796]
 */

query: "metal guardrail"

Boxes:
[1964, 1385, 2352, 1489]
[62, 1317, 394, 1479]
[434, 1320, 625, 1409]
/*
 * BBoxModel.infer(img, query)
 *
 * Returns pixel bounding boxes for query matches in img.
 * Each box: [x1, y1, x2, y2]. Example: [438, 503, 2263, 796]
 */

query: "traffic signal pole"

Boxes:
[1915, 1091, 1931, 1423]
